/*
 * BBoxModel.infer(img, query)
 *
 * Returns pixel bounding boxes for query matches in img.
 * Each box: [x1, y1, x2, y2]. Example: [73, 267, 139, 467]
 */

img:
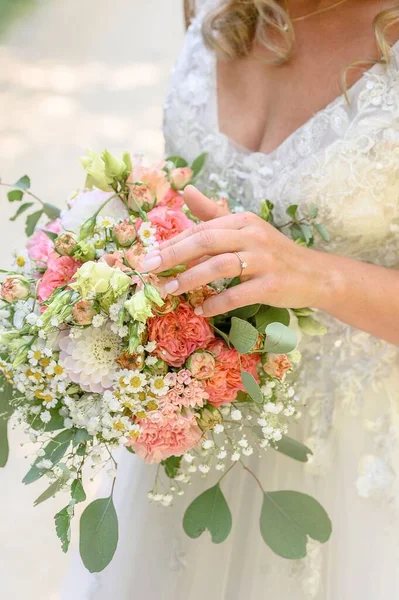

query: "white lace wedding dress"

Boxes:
[62, 2, 399, 599]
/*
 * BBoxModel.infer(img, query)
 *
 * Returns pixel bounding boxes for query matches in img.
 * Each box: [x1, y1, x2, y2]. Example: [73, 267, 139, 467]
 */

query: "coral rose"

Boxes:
[205, 339, 260, 407]
[38, 253, 81, 303]
[148, 301, 214, 367]
[146, 206, 192, 242]
[128, 410, 202, 463]
[158, 188, 184, 210]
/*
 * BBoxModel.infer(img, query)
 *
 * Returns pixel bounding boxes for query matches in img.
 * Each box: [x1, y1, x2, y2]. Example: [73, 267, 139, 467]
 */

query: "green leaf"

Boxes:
[227, 304, 260, 320]
[42, 203, 61, 220]
[23, 429, 74, 484]
[191, 152, 207, 178]
[158, 265, 187, 277]
[263, 322, 297, 354]
[43, 230, 58, 242]
[297, 316, 327, 336]
[125, 446, 135, 454]
[71, 479, 87, 504]
[260, 490, 332, 559]
[162, 455, 182, 479]
[166, 155, 188, 168]
[14, 175, 31, 190]
[7, 189, 24, 202]
[122, 151, 133, 173]
[272, 435, 313, 463]
[292, 307, 314, 317]
[28, 410, 64, 432]
[183, 483, 232, 544]
[235, 390, 251, 403]
[55, 506, 72, 553]
[80, 496, 119, 573]
[0, 376, 14, 468]
[34, 478, 65, 506]
[256, 306, 290, 333]
[10, 202, 34, 221]
[286, 204, 298, 219]
[314, 223, 330, 242]
[290, 223, 303, 241]
[25, 210, 43, 237]
[211, 324, 230, 346]
[241, 371, 263, 404]
[299, 224, 313, 245]
[308, 204, 318, 219]
[229, 317, 259, 354]
[73, 429, 93, 446]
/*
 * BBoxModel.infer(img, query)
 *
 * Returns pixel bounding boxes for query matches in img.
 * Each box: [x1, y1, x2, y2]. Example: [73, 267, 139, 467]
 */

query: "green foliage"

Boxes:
[23, 429, 74, 484]
[34, 478, 66, 507]
[10, 202, 34, 221]
[227, 304, 260, 320]
[71, 479, 87, 504]
[314, 223, 330, 242]
[25, 210, 43, 237]
[260, 490, 332, 559]
[183, 484, 232, 544]
[28, 409, 64, 432]
[263, 322, 297, 354]
[165, 156, 188, 168]
[191, 153, 207, 178]
[272, 435, 313, 463]
[42, 203, 61, 220]
[162, 455, 182, 479]
[241, 371, 263, 404]
[0, 376, 14, 468]
[229, 317, 259, 354]
[79, 496, 119, 573]
[255, 306, 290, 333]
[55, 506, 72, 553]
[297, 316, 327, 336]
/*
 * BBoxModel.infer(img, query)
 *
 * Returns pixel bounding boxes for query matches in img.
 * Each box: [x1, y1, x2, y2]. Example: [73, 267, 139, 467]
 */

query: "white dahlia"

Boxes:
[59, 324, 123, 393]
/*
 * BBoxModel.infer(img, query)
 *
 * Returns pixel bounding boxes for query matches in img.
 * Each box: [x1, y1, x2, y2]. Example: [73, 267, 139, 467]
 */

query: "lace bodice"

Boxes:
[164, 0, 399, 268]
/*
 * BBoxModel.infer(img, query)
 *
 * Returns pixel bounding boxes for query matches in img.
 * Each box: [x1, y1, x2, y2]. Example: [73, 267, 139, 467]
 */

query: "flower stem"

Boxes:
[240, 460, 264, 493]
[0, 181, 44, 205]
[217, 461, 236, 484]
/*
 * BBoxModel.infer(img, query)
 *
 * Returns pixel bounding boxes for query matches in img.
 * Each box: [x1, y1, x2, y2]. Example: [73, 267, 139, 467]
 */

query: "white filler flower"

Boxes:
[59, 324, 123, 393]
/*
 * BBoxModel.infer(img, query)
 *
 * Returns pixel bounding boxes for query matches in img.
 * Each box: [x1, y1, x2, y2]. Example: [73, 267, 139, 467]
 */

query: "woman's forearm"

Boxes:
[312, 250, 399, 345]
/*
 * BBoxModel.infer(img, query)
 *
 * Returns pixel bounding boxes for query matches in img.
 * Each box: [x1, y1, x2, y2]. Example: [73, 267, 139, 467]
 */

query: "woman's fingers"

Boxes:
[162, 252, 252, 296]
[183, 185, 229, 221]
[194, 280, 260, 317]
[143, 230, 244, 273]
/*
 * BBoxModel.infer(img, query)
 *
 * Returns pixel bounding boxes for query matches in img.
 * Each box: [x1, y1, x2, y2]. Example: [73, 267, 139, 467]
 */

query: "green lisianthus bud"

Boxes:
[78, 215, 97, 241]
[197, 406, 223, 431]
[80, 149, 113, 191]
[101, 149, 127, 182]
[144, 284, 164, 308]
[73, 241, 96, 263]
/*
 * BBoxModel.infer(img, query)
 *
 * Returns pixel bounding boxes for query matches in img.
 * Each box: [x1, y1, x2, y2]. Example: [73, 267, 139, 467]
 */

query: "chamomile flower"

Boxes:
[138, 222, 157, 246]
[150, 375, 169, 396]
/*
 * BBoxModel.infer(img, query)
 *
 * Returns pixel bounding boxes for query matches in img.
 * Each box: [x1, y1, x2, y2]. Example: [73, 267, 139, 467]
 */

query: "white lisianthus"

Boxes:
[124, 290, 153, 323]
[72, 261, 131, 298]
[61, 189, 128, 233]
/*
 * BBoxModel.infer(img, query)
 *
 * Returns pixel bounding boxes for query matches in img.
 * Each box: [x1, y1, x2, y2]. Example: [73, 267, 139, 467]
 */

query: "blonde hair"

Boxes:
[185, 1, 399, 78]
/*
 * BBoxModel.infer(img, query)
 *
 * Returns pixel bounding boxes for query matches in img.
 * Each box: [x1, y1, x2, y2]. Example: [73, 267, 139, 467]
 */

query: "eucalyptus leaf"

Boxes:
[263, 322, 297, 354]
[241, 371, 263, 404]
[260, 490, 332, 559]
[71, 479, 87, 504]
[0, 376, 14, 468]
[25, 210, 43, 237]
[23, 429, 74, 484]
[55, 506, 72, 553]
[7, 189, 23, 202]
[292, 307, 314, 317]
[34, 478, 65, 506]
[297, 316, 327, 336]
[191, 152, 207, 178]
[314, 223, 330, 242]
[211, 324, 230, 345]
[162, 455, 182, 479]
[80, 496, 119, 573]
[166, 155, 188, 168]
[10, 202, 34, 221]
[227, 304, 260, 320]
[42, 203, 61, 220]
[308, 204, 318, 219]
[14, 175, 31, 190]
[183, 483, 232, 544]
[256, 306, 290, 333]
[43, 230, 58, 242]
[299, 223, 313, 245]
[286, 204, 298, 219]
[229, 317, 259, 354]
[28, 410, 64, 432]
[272, 435, 313, 463]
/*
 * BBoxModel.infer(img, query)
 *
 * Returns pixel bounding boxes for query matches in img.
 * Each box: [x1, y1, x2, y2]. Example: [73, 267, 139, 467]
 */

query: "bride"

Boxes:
[63, 0, 399, 598]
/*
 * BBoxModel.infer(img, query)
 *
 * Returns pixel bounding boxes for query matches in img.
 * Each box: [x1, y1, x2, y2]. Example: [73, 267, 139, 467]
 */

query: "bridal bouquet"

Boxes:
[0, 150, 331, 573]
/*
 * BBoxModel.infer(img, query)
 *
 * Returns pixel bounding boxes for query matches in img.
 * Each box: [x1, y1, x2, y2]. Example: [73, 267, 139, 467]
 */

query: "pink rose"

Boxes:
[128, 410, 202, 463]
[1, 276, 30, 303]
[113, 220, 136, 247]
[205, 339, 260, 407]
[186, 350, 216, 380]
[127, 183, 155, 211]
[38, 253, 81, 303]
[263, 353, 292, 381]
[169, 167, 193, 190]
[158, 188, 184, 210]
[148, 301, 215, 367]
[26, 219, 62, 265]
[146, 206, 192, 243]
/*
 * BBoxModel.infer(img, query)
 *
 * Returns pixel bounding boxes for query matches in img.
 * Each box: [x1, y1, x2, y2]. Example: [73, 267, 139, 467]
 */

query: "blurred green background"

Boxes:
[0, 0, 41, 35]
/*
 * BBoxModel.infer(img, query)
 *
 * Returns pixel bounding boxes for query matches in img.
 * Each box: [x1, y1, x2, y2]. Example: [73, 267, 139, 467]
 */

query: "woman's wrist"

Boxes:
[306, 249, 348, 313]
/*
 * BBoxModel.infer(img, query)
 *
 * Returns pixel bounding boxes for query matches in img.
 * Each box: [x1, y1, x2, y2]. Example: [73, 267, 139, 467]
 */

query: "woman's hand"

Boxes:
[143, 186, 330, 317]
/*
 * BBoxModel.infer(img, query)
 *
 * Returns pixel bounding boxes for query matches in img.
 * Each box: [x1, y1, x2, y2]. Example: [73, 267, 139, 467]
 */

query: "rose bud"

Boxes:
[54, 232, 78, 256]
[169, 167, 193, 190]
[153, 295, 179, 315]
[116, 350, 145, 371]
[1, 276, 30, 303]
[197, 406, 223, 431]
[263, 353, 292, 381]
[186, 350, 216, 380]
[127, 182, 155, 212]
[188, 285, 217, 308]
[113, 220, 137, 247]
[74, 241, 96, 263]
[145, 357, 168, 376]
[72, 299, 97, 325]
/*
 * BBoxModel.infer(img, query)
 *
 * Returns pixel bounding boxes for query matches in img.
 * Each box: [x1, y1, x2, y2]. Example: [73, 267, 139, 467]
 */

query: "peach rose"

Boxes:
[263, 353, 292, 381]
[186, 350, 216, 380]
[130, 164, 170, 204]
[148, 301, 215, 367]
[128, 409, 202, 463]
[205, 339, 260, 407]
[72, 299, 96, 325]
[158, 188, 184, 210]
[169, 167, 193, 190]
[146, 206, 192, 242]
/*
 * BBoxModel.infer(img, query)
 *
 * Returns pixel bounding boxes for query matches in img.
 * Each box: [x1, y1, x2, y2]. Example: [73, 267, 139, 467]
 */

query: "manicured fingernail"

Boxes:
[164, 279, 179, 294]
[194, 305, 204, 316]
[143, 254, 162, 271]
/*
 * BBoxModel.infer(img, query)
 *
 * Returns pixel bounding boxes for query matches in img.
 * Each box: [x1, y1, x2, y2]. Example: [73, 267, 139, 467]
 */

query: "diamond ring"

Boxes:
[233, 252, 248, 278]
